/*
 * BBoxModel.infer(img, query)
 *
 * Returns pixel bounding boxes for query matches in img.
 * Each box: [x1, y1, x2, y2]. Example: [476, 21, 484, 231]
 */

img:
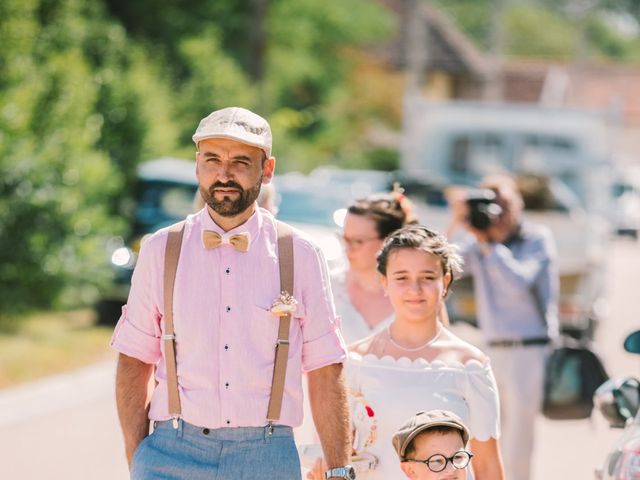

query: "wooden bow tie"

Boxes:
[202, 230, 250, 252]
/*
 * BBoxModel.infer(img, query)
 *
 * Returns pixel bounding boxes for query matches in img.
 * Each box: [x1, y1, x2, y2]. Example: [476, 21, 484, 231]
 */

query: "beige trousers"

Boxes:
[487, 344, 549, 480]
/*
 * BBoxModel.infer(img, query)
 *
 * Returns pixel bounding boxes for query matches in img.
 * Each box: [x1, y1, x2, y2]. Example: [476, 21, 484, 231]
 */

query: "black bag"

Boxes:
[542, 344, 609, 420]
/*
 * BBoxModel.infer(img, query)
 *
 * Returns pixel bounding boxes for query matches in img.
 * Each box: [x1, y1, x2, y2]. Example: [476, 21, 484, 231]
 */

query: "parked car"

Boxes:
[273, 173, 349, 273]
[594, 330, 640, 479]
[400, 96, 615, 215]
[95, 158, 198, 324]
[611, 166, 640, 239]
[309, 166, 394, 198]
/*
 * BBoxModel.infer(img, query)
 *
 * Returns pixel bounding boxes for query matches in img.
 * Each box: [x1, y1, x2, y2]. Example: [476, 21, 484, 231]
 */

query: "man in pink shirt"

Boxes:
[112, 107, 356, 480]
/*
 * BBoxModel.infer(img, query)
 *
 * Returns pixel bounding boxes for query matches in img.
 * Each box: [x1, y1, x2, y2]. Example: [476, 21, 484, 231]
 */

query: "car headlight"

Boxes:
[111, 247, 136, 268]
[333, 208, 347, 228]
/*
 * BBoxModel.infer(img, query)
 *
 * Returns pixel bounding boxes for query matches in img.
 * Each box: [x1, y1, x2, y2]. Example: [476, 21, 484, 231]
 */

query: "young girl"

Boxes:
[335, 226, 504, 479]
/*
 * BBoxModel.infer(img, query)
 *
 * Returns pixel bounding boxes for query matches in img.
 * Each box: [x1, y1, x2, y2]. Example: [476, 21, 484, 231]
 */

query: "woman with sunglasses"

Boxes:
[333, 189, 419, 344]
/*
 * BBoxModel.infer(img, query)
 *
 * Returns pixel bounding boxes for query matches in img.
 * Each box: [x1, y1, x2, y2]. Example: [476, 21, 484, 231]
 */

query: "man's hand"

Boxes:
[445, 187, 469, 227]
[470, 227, 492, 244]
[306, 457, 327, 480]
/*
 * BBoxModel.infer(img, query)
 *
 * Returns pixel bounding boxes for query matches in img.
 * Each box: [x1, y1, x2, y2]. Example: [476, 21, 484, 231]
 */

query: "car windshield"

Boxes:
[273, 169, 396, 228]
[275, 186, 347, 228]
[134, 180, 198, 235]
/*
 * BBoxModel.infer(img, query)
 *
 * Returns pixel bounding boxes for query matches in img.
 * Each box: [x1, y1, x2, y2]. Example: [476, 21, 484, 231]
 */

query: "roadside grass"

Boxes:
[0, 309, 115, 389]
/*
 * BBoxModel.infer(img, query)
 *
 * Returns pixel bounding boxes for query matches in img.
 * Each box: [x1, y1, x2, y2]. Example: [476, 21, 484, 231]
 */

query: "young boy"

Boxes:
[392, 410, 473, 480]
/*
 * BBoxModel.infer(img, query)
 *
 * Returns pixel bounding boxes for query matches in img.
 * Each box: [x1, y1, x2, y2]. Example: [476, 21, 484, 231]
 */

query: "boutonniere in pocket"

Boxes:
[270, 291, 297, 317]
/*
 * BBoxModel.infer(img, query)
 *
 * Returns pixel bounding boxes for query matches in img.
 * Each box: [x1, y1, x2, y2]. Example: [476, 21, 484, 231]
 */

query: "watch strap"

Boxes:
[325, 465, 355, 479]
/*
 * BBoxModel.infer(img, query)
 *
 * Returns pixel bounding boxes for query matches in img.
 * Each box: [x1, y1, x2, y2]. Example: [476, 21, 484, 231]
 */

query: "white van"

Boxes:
[400, 97, 615, 340]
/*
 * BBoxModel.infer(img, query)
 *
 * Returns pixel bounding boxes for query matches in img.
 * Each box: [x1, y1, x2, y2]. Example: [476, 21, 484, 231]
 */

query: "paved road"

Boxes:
[1, 239, 638, 479]
[0, 358, 128, 479]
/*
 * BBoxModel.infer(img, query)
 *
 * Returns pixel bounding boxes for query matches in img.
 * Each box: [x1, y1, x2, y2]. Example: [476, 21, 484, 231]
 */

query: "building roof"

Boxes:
[375, 0, 487, 78]
[502, 60, 640, 125]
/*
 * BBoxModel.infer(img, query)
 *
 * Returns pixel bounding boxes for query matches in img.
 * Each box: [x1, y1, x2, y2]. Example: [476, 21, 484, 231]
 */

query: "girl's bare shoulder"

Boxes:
[348, 330, 387, 356]
[435, 328, 488, 364]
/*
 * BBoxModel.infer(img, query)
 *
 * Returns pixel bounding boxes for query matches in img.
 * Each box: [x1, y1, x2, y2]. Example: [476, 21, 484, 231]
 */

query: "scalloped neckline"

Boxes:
[349, 352, 490, 370]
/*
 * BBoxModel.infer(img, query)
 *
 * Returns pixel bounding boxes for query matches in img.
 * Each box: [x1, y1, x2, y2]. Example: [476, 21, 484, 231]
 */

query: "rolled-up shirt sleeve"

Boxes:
[296, 240, 347, 372]
[110, 233, 165, 365]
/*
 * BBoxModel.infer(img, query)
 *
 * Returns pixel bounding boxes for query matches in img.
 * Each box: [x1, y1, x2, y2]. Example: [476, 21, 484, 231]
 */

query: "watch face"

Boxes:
[347, 465, 356, 479]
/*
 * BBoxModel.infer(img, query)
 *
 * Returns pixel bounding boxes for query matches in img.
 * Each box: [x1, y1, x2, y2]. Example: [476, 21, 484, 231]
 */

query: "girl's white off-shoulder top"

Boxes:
[347, 352, 501, 480]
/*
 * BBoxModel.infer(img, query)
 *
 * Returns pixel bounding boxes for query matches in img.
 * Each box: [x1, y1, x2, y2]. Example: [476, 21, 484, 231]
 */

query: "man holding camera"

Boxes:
[447, 174, 559, 480]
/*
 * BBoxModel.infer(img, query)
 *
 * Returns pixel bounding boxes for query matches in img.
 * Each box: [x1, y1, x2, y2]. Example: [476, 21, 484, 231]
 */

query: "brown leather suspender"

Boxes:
[162, 220, 295, 427]
[163, 221, 186, 422]
[267, 221, 294, 423]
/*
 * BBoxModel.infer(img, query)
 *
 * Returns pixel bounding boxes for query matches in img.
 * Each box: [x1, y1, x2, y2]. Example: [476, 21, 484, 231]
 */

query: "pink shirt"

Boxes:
[111, 207, 346, 429]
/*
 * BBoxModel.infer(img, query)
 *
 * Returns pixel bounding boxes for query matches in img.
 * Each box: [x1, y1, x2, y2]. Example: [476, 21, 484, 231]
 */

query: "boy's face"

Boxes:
[400, 431, 467, 480]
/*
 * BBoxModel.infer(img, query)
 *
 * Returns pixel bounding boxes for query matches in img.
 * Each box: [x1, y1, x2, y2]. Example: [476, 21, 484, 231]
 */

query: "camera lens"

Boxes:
[469, 207, 493, 230]
[465, 189, 502, 231]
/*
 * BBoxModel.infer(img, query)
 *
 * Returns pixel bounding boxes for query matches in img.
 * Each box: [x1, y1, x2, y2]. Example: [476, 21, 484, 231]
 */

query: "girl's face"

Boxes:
[342, 213, 383, 272]
[381, 248, 450, 324]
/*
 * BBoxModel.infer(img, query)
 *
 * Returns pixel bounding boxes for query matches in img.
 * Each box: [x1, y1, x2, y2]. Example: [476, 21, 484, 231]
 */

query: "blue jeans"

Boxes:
[131, 420, 302, 480]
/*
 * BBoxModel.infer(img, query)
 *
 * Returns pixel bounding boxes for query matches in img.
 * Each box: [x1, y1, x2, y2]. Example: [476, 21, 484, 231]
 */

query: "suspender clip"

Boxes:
[276, 339, 289, 346]
[162, 334, 175, 341]
[172, 417, 180, 429]
[267, 421, 274, 436]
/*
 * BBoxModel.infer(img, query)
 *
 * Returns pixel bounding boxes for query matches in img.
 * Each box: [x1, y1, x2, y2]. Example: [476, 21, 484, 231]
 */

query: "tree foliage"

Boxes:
[435, 0, 640, 62]
[0, 0, 175, 326]
[103, 0, 395, 168]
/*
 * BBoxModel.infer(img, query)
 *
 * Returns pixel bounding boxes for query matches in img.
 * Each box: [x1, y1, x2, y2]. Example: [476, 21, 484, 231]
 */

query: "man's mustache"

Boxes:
[210, 181, 243, 192]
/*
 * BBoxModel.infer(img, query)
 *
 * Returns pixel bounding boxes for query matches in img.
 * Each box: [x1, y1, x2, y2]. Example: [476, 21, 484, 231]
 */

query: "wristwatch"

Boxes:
[325, 465, 356, 479]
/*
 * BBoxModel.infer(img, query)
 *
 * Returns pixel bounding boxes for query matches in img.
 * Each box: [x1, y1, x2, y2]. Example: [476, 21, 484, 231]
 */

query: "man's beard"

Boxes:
[200, 178, 262, 217]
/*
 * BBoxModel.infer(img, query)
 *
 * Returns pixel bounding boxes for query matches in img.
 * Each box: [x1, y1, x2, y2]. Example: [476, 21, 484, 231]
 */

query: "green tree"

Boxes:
[435, 0, 640, 63]
[104, 0, 394, 170]
[0, 0, 177, 327]
[506, 3, 577, 59]
[263, 0, 394, 170]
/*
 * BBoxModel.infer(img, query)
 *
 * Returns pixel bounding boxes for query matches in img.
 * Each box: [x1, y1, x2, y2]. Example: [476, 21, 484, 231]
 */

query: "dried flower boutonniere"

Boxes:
[270, 291, 298, 317]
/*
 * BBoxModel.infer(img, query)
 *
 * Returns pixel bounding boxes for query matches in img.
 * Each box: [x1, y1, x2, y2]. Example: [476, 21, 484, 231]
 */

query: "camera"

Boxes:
[465, 189, 503, 231]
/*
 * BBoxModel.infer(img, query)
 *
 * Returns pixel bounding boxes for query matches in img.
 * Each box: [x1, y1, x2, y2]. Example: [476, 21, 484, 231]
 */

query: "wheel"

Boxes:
[95, 299, 123, 325]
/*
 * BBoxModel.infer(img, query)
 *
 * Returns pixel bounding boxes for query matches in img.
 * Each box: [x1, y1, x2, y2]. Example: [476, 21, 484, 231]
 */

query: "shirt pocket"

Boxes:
[250, 304, 304, 361]
[249, 305, 283, 360]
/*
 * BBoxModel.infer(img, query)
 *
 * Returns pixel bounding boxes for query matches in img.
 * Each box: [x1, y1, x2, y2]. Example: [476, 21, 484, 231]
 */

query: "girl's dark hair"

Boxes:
[347, 192, 417, 239]
[376, 225, 463, 287]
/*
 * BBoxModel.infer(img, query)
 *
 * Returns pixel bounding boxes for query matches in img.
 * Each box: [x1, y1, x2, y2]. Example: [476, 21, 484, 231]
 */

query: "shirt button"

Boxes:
[226, 306, 231, 312]
[203, 428, 210, 435]
[226, 419, 231, 425]
[224, 344, 229, 351]
[225, 382, 230, 389]
[225, 267, 230, 275]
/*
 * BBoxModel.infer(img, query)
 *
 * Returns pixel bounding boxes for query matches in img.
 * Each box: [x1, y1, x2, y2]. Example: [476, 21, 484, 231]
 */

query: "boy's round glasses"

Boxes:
[408, 450, 473, 473]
